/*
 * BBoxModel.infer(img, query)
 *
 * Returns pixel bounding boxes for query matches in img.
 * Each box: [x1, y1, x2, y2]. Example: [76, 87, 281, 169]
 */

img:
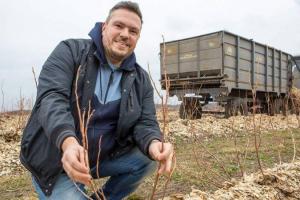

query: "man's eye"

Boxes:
[130, 30, 138, 35]
[115, 24, 122, 28]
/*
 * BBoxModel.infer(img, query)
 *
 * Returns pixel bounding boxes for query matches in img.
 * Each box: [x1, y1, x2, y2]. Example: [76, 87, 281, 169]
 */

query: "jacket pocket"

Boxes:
[20, 109, 61, 181]
[20, 110, 42, 157]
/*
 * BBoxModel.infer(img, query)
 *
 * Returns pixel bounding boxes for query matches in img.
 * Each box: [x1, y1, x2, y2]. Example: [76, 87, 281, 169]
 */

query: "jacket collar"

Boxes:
[88, 22, 136, 72]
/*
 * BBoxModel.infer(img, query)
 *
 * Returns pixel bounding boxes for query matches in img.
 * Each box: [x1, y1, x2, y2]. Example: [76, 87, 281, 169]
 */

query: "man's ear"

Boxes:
[102, 22, 107, 32]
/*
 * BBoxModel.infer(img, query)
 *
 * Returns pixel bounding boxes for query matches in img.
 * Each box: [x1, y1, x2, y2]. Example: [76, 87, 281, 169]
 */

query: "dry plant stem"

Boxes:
[1, 83, 4, 113]
[278, 148, 282, 165]
[161, 154, 177, 200]
[197, 140, 231, 179]
[32, 67, 38, 89]
[15, 89, 25, 134]
[75, 66, 84, 133]
[266, 96, 283, 164]
[252, 89, 264, 176]
[251, 60, 264, 176]
[185, 81, 229, 184]
[291, 131, 296, 163]
[150, 35, 172, 200]
[72, 181, 93, 200]
[242, 137, 250, 172]
[96, 136, 103, 179]
[285, 113, 297, 163]
[149, 95, 166, 200]
[240, 113, 251, 175]
[147, 63, 161, 100]
[74, 66, 103, 200]
[191, 150, 223, 188]
[290, 96, 300, 127]
[191, 142, 227, 182]
[95, 136, 106, 200]
[291, 96, 300, 127]
[190, 117, 228, 182]
[232, 117, 244, 177]
[90, 182, 102, 200]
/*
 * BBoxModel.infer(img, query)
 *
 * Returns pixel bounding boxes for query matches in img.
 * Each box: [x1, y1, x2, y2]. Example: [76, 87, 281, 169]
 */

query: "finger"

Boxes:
[164, 155, 173, 174]
[150, 143, 162, 160]
[158, 162, 166, 175]
[78, 148, 88, 171]
[71, 158, 89, 174]
[70, 170, 92, 185]
[62, 161, 72, 177]
[63, 161, 91, 185]
[157, 144, 173, 160]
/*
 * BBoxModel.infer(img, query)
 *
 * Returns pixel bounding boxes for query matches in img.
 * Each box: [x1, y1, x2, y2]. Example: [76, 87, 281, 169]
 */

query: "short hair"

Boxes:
[106, 1, 143, 24]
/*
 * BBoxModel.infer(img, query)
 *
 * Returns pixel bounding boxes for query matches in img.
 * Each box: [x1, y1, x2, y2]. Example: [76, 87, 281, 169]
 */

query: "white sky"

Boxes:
[1, 0, 300, 109]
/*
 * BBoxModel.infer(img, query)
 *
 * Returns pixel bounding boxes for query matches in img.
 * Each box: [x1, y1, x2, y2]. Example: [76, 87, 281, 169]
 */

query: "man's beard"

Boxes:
[103, 36, 132, 64]
[106, 45, 131, 63]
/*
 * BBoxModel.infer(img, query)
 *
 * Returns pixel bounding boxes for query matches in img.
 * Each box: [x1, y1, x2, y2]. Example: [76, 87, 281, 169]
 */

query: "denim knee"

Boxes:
[144, 159, 157, 176]
[129, 149, 157, 177]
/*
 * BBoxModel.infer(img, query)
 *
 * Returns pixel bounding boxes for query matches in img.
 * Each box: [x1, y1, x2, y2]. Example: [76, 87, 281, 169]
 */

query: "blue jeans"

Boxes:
[32, 147, 157, 200]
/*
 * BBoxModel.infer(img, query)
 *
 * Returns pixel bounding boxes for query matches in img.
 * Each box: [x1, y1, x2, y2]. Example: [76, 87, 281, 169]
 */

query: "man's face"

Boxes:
[102, 9, 142, 64]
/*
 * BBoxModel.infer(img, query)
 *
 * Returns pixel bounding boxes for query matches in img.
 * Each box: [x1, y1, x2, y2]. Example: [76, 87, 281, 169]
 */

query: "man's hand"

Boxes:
[148, 140, 174, 175]
[61, 137, 91, 185]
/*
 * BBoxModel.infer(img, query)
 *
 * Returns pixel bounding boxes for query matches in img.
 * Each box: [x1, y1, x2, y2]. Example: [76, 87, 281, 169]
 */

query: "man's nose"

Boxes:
[120, 28, 129, 38]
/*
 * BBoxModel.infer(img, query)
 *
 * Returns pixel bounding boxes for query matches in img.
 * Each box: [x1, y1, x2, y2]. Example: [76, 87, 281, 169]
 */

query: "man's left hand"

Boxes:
[148, 140, 174, 175]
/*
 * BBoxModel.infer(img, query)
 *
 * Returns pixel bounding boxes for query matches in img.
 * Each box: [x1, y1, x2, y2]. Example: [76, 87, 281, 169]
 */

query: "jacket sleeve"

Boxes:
[133, 73, 162, 157]
[36, 40, 79, 150]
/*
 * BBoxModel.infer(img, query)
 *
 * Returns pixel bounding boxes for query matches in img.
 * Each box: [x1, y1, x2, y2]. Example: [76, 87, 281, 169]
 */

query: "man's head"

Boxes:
[102, 1, 143, 66]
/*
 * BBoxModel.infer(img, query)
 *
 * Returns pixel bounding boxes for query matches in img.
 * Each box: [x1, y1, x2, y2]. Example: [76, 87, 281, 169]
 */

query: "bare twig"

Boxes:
[32, 67, 38, 89]
[74, 65, 104, 200]
[161, 154, 177, 200]
[150, 35, 174, 200]
[291, 131, 296, 163]
[1, 82, 4, 113]
[72, 181, 93, 200]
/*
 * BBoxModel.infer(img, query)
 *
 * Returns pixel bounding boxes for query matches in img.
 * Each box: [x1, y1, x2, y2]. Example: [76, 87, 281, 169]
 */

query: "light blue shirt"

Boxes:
[94, 62, 123, 104]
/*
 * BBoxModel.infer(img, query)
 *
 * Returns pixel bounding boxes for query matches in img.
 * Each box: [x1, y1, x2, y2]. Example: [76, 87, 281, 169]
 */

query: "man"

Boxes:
[20, 1, 173, 199]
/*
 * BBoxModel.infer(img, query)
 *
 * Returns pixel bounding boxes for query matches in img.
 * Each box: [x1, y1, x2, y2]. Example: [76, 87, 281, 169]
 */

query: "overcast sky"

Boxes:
[1, 0, 300, 110]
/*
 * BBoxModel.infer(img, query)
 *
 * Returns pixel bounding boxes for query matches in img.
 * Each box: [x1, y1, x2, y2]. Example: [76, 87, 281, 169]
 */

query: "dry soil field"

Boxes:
[0, 109, 300, 199]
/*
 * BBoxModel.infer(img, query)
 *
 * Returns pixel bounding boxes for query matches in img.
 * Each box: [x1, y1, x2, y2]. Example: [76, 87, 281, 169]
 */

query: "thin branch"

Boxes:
[147, 63, 162, 99]
[150, 34, 173, 200]
[161, 154, 176, 200]
[72, 181, 93, 200]
[74, 65, 104, 200]
[32, 67, 38, 89]
[1, 82, 4, 113]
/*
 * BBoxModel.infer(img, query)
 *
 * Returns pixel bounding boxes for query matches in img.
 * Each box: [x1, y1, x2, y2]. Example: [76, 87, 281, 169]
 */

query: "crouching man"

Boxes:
[20, 1, 173, 199]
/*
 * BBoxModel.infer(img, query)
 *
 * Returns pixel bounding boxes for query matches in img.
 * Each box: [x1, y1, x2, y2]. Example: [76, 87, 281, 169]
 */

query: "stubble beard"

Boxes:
[104, 41, 131, 64]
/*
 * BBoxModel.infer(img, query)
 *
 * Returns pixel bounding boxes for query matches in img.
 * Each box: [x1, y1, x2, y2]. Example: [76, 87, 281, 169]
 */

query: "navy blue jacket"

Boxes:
[19, 23, 161, 196]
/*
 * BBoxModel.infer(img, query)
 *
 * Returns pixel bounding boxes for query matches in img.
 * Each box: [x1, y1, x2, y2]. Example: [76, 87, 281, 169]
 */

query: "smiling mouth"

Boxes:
[116, 41, 129, 49]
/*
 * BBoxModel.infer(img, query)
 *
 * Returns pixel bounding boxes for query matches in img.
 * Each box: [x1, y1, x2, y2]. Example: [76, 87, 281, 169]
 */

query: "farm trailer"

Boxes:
[160, 31, 300, 118]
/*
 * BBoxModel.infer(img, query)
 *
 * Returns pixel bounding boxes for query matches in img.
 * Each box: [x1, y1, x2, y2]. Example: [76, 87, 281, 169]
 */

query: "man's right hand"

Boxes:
[61, 137, 91, 185]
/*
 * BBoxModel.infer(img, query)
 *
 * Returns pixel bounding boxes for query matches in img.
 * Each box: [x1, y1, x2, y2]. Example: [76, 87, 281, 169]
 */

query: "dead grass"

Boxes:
[0, 111, 299, 199]
[0, 173, 37, 200]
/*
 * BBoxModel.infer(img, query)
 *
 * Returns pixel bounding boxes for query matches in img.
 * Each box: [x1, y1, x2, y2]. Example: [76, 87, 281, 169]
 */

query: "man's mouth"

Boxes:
[115, 40, 129, 49]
